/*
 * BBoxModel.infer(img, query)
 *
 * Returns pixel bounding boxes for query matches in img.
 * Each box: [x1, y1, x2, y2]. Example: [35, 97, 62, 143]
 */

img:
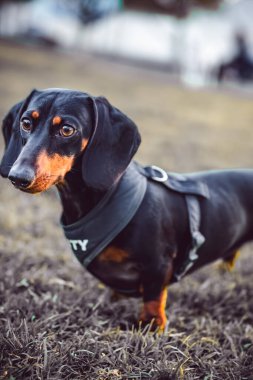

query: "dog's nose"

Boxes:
[8, 168, 35, 189]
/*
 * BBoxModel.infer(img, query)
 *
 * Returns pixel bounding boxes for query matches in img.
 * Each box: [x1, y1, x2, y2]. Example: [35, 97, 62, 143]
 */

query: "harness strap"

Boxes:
[141, 165, 206, 281]
[173, 195, 205, 281]
[141, 165, 210, 198]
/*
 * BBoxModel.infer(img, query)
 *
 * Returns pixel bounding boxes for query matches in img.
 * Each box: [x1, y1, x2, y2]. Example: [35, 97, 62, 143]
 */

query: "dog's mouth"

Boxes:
[11, 181, 33, 192]
[11, 175, 61, 194]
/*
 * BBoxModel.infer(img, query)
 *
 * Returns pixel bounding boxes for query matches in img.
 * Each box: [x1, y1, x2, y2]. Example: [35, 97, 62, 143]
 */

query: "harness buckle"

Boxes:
[189, 231, 205, 261]
[192, 231, 205, 249]
[151, 165, 169, 182]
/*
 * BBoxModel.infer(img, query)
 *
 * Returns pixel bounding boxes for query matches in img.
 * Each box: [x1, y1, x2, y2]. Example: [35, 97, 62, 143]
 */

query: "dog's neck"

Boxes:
[56, 158, 106, 225]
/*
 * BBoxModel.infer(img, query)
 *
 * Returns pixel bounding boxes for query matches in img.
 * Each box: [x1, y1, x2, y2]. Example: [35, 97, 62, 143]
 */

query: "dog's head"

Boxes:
[0, 89, 141, 193]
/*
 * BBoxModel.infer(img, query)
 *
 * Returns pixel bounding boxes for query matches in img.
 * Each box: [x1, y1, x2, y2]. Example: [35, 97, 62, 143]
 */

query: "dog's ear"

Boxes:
[82, 96, 141, 191]
[0, 90, 36, 177]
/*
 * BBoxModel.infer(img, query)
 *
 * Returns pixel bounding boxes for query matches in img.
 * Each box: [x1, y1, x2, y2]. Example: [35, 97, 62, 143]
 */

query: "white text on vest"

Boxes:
[69, 239, 89, 251]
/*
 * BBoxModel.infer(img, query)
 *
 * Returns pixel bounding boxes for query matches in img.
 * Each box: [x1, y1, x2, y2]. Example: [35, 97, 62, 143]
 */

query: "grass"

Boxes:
[0, 40, 253, 379]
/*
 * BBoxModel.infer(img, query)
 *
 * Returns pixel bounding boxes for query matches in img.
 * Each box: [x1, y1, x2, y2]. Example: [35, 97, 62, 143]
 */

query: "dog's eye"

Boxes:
[59, 125, 76, 138]
[20, 118, 32, 132]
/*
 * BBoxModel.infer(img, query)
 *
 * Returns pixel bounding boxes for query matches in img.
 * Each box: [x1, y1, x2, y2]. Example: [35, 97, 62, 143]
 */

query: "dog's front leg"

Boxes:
[139, 287, 168, 332]
[139, 261, 172, 332]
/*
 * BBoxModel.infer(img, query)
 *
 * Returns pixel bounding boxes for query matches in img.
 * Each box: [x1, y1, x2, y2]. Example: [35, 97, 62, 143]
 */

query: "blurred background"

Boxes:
[1, 0, 253, 87]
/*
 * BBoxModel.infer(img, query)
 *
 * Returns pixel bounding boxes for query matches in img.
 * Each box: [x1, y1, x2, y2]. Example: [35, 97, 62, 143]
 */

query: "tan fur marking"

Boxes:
[32, 111, 39, 119]
[81, 138, 89, 151]
[27, 149, 74, 192]
[219, 250, 241, 273]
[99, 246, 129, 263]
[52, 116, 62, 125]
[140, 288, 168, 332]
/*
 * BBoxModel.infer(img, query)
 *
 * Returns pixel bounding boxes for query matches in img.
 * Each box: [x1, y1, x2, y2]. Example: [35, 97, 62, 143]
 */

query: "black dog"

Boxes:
[1, 88, 253, 331]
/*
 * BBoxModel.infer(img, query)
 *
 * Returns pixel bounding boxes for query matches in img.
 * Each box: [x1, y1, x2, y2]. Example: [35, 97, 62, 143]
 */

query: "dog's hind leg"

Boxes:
[219, 250, 240, 273]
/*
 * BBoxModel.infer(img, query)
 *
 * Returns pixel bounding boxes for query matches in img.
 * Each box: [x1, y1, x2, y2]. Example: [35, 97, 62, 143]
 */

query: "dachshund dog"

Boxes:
[1, 88, 253, 331]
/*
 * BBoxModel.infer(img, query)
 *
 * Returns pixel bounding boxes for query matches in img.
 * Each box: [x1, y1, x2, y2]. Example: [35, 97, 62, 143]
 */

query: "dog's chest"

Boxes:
[87, 246, 141, 296]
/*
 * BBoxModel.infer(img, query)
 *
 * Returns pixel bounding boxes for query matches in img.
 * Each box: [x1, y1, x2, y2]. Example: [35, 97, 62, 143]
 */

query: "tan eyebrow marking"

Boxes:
[52, 116, 62, 125]
[81, 138, 89, 151]
[32, 111, 40, 119]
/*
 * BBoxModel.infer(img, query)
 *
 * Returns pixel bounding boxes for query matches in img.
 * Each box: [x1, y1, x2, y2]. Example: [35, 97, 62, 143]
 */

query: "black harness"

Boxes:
[61, 162, 209, 281]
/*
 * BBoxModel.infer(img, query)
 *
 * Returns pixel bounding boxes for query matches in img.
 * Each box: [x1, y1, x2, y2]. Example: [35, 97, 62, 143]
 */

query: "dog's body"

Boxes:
[1, 88, 253, 330]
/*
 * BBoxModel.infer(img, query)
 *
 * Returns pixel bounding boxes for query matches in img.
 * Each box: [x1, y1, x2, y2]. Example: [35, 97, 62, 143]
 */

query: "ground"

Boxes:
[0, 40, 253, 380]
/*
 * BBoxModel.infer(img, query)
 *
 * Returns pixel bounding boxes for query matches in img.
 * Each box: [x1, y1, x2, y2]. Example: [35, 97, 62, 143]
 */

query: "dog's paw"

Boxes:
[218, 250, 240, 273]
[139, 305, 167, 333]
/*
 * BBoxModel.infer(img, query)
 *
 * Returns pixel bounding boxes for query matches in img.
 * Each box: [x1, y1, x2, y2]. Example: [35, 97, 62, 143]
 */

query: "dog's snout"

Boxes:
[8, 167, 35, 189]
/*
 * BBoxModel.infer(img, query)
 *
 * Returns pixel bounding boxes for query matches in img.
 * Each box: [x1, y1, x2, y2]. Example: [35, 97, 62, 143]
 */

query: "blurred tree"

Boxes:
[123, 0, 222, 17]
[60, 0, 119, 25]
[78, 0, 119, 24]
[0, 0, 120, 40]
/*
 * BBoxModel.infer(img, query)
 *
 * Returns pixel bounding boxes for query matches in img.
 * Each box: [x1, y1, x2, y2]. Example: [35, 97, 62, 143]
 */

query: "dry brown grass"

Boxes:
[0, 40, 253, 379]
